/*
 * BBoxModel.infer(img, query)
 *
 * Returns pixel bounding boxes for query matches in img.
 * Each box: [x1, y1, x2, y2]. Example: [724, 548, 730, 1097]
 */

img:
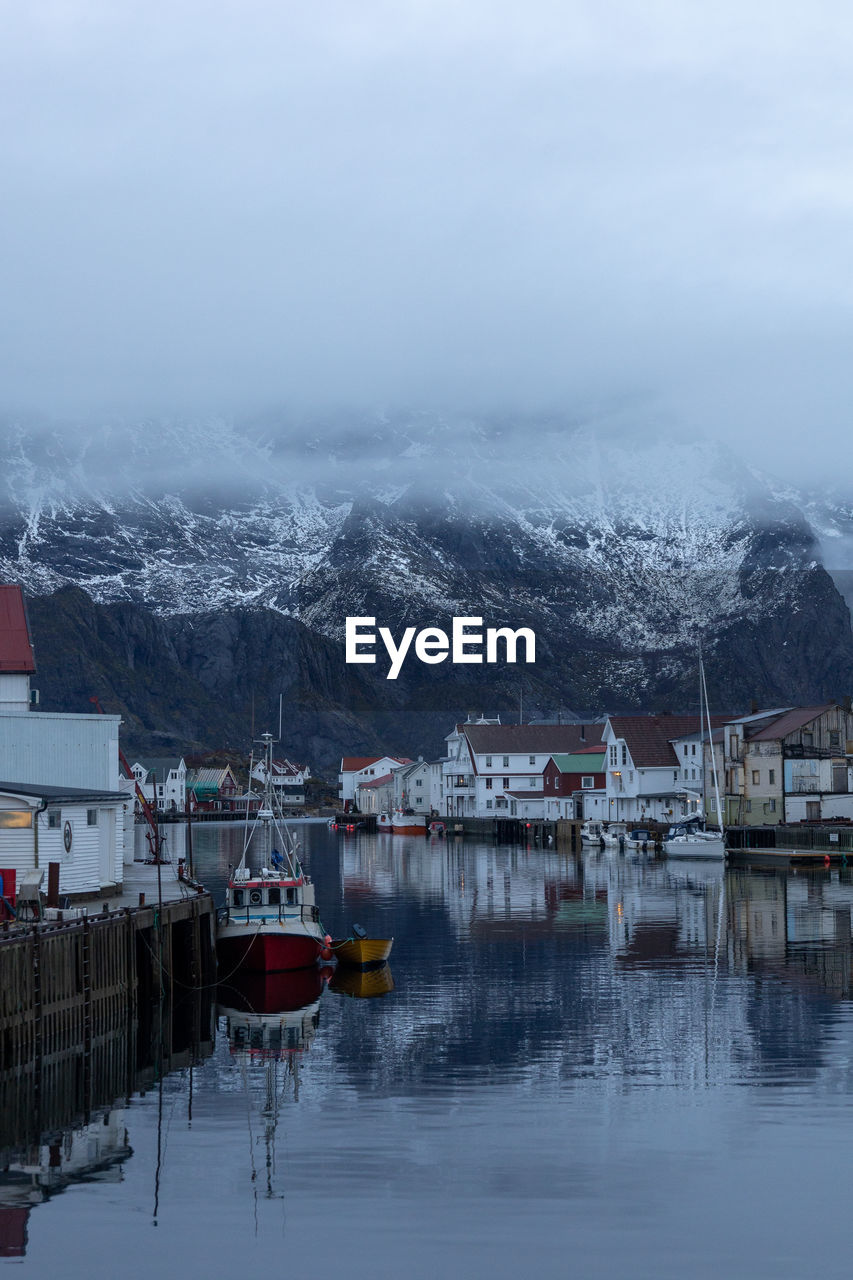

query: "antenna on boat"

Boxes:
[278, 693, 282, 742]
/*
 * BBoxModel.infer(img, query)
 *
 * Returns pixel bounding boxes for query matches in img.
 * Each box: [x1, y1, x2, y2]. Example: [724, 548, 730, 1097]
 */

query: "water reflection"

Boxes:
[13, 829, 853, 1274]
[330, 963, 395, 999]
[217, 969, 328, 1058]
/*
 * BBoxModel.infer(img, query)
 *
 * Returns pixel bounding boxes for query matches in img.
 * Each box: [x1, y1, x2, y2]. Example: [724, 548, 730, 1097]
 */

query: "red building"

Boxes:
[543, 746, 606, 819]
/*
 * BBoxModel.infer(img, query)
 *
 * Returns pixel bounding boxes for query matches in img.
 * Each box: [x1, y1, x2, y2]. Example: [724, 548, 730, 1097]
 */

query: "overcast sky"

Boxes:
[2, 1, 852, 477]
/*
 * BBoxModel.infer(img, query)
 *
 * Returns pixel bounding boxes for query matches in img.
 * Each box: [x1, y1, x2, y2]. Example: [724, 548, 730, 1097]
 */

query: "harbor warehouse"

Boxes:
[0, 584, 129, 895]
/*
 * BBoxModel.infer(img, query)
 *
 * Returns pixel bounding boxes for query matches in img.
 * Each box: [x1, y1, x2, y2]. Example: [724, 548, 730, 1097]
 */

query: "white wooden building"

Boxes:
[123, 756, 187, 813]
[0, 583, 130, 892]
[392, 760, 443, 815]
[0, 782, 128, 898]
[250, 758, 308, 806]
[339, 755, 413, 805]
[442, 718, 604, 818]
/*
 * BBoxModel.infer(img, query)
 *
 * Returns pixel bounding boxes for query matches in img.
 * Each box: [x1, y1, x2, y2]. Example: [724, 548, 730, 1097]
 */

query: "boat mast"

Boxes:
[700, 655, 725, 831]
[699, 641, 706, 824]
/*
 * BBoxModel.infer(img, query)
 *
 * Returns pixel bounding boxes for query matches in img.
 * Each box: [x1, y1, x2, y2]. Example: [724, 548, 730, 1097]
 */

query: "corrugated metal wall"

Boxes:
[0, 713, 121, 790]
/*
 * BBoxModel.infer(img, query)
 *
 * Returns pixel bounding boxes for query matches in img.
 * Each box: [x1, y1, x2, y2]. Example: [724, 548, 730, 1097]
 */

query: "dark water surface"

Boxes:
[9, 824, 853, 1278]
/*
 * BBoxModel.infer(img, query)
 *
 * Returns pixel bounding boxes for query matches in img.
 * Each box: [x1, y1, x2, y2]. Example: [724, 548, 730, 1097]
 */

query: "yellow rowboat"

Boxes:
[331, 936, 394, 967]
[330, 963, 394, 999]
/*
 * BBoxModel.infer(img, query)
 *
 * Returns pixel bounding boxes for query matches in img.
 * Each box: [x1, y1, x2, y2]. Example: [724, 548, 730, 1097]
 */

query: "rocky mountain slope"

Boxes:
[4, 414, 853, 768]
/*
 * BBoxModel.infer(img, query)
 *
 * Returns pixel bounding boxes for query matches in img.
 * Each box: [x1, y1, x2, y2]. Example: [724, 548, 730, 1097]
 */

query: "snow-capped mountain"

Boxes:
[2, 413, 851, 763]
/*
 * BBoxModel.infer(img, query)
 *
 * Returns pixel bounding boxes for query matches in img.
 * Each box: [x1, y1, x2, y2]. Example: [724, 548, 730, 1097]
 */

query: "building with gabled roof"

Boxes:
[442, 717, 605, 818]
[186, 765, 240, 812]
[0, 585, 36, 713]
[339, 755, 413, 806]
[543, 748, 607, 821]
[603, 713, 731, 824]
[122, 756, 187, 813]
[714, 702, 853, 825]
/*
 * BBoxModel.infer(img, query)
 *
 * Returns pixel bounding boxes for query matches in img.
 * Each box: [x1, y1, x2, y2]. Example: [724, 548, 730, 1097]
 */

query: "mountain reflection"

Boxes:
[9, 831, 853, 1257]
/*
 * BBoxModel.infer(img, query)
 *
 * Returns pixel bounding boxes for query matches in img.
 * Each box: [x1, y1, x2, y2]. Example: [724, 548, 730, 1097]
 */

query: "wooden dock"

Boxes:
[726, 824, 853, 865]
[0, 890, 216, 1128]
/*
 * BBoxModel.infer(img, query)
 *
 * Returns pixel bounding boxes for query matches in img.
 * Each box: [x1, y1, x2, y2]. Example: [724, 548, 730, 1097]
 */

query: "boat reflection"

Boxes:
[330, 962, 395, 999]
[217, 967, 331, 1058]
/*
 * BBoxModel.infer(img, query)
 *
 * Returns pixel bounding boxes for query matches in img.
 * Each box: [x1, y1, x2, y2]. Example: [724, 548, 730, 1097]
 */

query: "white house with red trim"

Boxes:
[339, 755, 414, 806]
[250, 757, 310, 806]
[441, 718, 605, 818]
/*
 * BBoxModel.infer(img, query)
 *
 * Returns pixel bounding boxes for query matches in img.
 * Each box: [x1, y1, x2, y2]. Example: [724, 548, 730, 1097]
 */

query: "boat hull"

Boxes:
[392, 814, 427, 834]
[664, 838, 725, 860]
[217, 927, 325, 973]
[332, 937, 393, 966]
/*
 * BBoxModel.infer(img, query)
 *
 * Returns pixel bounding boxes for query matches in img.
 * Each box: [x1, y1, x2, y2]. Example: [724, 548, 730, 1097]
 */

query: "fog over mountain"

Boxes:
[3, 3, 852, 761]
[2, 1, 853, 489]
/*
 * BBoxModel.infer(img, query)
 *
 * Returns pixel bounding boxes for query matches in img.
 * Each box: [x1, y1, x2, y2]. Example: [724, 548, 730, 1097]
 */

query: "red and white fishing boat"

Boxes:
[391, 809, 428, 835]
[377, 811, 393, 832]
[217, 733, 332, 974]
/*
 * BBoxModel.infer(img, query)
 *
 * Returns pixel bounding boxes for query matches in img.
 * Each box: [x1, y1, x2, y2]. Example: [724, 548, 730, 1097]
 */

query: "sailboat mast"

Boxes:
[699, 642, 706, 823]
[701, 656, 725, 831]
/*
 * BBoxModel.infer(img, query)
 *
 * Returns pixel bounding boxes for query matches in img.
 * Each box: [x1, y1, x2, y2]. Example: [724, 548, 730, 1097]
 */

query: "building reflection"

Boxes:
[0, 988, 214, 1257]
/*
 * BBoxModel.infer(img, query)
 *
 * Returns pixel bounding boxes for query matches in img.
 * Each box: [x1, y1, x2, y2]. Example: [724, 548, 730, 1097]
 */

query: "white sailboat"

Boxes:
[664, 651, 725, 860]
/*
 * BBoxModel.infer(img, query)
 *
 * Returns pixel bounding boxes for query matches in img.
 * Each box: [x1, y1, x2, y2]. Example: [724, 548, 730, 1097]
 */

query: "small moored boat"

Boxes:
[332, 924, 393, 967]
[391, 809, 427, 835]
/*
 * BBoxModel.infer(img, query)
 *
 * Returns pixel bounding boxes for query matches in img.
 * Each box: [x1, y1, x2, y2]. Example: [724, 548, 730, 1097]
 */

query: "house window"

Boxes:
[752, 771, 760, 786]
[729, 736, 738, 757]
[610, 745, 617, 766]
[769, 770, 775, 785]
[87, 809, 98, 826]
[767, 799, 776, 812]
[502, 756, 509, 767]
[830, 731, 840, 749]
[503, 777, 509, 788]
[415, 779, 422, 787]
[807, 801, 820, 820]
[683, 745, 688, 757]
[48, 811, 60, 829]
[486, 800, 493, 809]
[628, 772, 633, 782]
[486, 756, 492, 767]
[621, 745, 627, 766]
[803, 732, 813, 748]
[0, 811, 31, 829]
[485, 778, 492, 790]
[746, 800, 752, 812]
[691, 769, 696, 780]
[691, 744, 696, 756]
[529, 777, 538, 787]
[673, 771, 678, 783]
[582, 776, 594, 789]
[529, 755, 535, 766]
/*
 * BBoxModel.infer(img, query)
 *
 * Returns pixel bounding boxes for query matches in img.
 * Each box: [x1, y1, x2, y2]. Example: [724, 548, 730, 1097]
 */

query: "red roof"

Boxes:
[340, 756, 412, 772]
[0, 586, 35, 674]
[607, 714, 730, 767]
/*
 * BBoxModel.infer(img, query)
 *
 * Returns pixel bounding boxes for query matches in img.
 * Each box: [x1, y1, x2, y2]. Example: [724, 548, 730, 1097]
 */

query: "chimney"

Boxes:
[580, 724, 586, 741]
[844, 696, 852, 713]
[750, 699, 759, 714]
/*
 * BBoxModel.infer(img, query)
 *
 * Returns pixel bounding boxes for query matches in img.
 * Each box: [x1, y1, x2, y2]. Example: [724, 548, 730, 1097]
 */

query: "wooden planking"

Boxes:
[0, 895, 215, 1075]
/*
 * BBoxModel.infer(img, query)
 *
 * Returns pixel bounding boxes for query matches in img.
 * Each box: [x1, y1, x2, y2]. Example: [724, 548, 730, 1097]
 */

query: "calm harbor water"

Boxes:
[8, 823, 853, 1278]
